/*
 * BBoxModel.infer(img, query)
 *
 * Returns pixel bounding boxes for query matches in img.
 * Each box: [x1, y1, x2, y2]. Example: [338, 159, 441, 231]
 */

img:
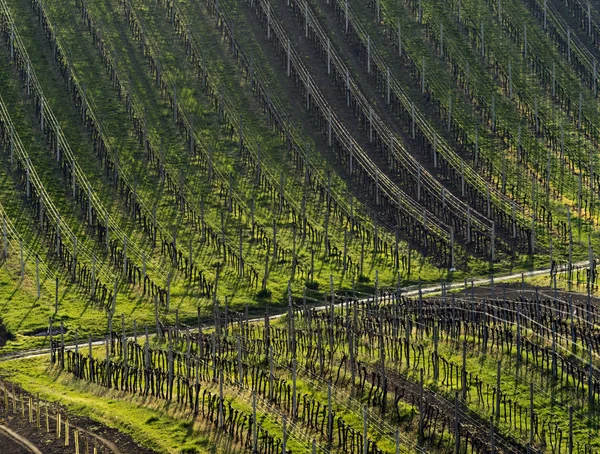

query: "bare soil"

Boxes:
[0, 382, 159, 454]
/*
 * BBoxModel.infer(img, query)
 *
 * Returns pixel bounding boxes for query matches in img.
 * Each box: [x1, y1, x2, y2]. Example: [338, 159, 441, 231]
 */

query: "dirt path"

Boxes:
[0, 260, 588, 454]
[0, 259, 589, 363]
[0, 382, 156, 454]
[0, 425, 42, 454]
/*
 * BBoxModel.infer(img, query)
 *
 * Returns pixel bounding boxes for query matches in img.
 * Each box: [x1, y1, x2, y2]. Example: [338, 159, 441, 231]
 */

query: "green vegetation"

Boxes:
[1, 0, 600, 451]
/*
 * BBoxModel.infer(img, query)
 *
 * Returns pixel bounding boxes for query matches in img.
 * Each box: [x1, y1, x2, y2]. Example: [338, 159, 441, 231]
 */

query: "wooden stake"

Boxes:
[55, 277, 59, 314]
[411, 102, 415, 139]
[481, 22, 485, 58]
[91, 255, 96, 299]
[448, 95, 452, 132]
[495, 361, 501, 421]
[508, 62, 512, 98]
[19, 238, 24, 280]
[282, 416, 288, 453]
[567, 28, 571, 63]
[327, 38, 331, 75]
[454, 393, 460, 454]
[305, 1, 309, 37]
[397, 21, 402, 56]
[0, 215, 7, 262]
[36, 394, 40, 427]
[524, 23, 528, 59]
[327, 383, 333, 445]
[474, 127, 479, 166]
[490, 416, 495, 453]
[363, 406, 368, 454]
[9, 126, 13, 166]
[386, 68, 390, 104]
[40, 97, 45, 131]
[252, 392, 257, 451]
[578, 92, 583, 129]
[345, 0, 349, 34]
[418, 368, 424, 436]
[65, 416, 69, 447]
[529, 382, 535, 444]
[286, 38, 291, 77]
[328, 108, 333, 146]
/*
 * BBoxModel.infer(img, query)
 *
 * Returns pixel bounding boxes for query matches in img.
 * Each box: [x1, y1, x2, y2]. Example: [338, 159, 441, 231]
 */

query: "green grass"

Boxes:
[46, 0, 442, 288]
[2, 0, 600, 451]
[345, 0, 600, 266]
[0, 356, 225, 453]
[3, 268, 600, 451]
[0, 0, 593, 356]
[0, 0, 442, 356]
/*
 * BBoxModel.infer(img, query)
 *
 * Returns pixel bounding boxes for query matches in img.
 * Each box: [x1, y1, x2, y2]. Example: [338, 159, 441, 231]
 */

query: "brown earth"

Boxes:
[0, 382, 159, 454]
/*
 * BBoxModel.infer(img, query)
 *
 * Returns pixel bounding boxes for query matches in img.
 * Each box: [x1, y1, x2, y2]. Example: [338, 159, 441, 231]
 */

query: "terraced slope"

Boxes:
[2, 0, 600, 451]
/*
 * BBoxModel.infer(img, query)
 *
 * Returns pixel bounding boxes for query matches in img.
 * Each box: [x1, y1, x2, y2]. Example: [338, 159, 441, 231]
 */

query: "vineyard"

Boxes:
[0, 0, 599, 451]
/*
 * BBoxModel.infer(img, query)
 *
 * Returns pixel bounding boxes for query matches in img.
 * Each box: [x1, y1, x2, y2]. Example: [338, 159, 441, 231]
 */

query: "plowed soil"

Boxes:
[0, 382, 158, 454]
